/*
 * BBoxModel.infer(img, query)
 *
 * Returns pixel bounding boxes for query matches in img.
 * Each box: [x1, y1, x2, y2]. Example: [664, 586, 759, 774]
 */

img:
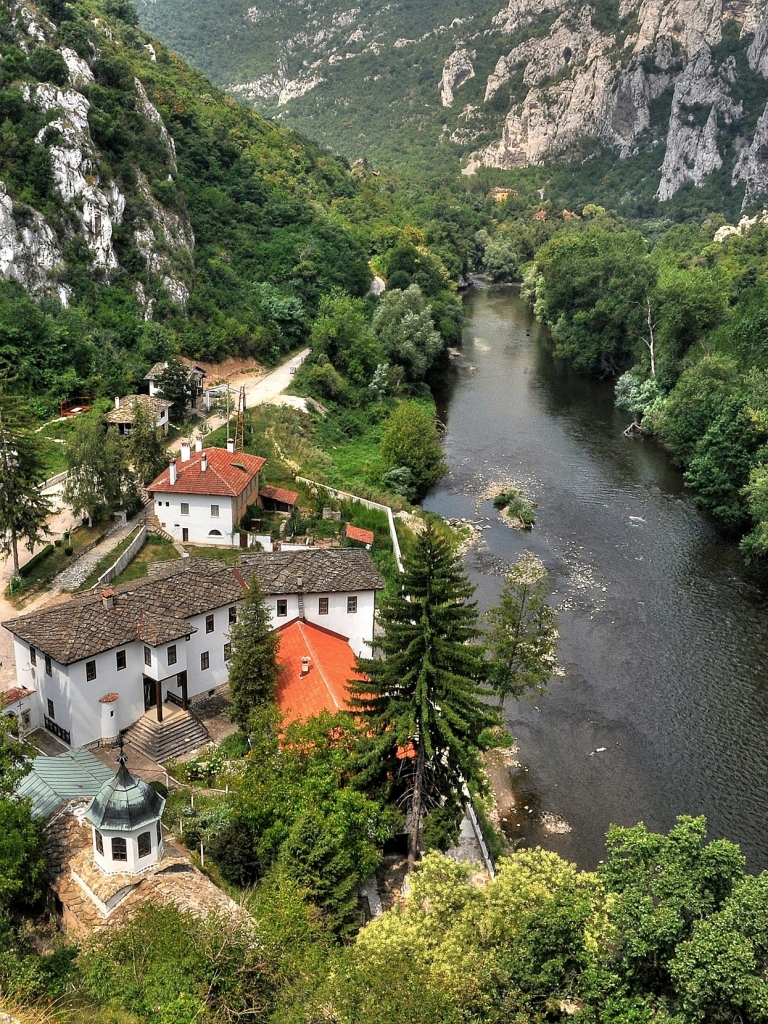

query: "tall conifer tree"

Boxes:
[349, 520, 497, 869]
[228, 576, 280, 731]
[0, 394, 52, 576]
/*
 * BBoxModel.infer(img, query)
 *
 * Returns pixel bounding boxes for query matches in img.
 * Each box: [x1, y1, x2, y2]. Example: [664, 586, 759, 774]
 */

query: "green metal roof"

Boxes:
[84, 759, 165, 832]
[17, 748, 116, 818]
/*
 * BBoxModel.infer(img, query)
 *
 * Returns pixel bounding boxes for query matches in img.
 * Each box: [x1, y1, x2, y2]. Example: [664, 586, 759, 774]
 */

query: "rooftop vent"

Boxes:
[102, 589, 115, 610]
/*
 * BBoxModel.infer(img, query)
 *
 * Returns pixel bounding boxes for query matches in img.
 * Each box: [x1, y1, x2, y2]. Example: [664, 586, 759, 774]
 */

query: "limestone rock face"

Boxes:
[0, 182, 69, 304]
[462, 0, 768, 204]
[133, 172, 194, 310]
[440, 49, 476, 107]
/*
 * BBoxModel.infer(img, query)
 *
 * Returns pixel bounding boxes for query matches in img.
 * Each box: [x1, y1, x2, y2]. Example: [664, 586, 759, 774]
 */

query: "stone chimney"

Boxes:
[102, 589, 115, 610]
[180, 440, 191, 463]
[169, 460, 177, 485]
[201, 452, 208, 472]
[226, 438, 235, 454]
[195, 436, 203, 453]
[114, 396, 120, 409]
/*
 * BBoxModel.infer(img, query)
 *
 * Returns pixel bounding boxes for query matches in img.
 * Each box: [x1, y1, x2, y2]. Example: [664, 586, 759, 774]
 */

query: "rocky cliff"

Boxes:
[135, 0, 768, 207]
[1, 0, 192, 307]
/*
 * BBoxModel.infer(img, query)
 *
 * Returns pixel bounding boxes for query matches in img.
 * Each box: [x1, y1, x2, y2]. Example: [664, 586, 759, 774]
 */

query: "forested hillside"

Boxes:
[134, 0, 768, 217]
[0, 0, 485, 418]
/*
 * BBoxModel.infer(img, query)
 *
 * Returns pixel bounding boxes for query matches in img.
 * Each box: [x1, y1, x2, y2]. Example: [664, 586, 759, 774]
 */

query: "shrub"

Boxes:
[64, 546, 73, 556]
[19, 544, 54, 577]
[28, 46, 69, 86]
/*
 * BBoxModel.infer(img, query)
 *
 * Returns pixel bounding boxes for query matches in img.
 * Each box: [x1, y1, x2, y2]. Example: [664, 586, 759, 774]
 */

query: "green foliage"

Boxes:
[309, 291, 382, 388]
[493, 486, 536, 526]
[0, 797, 47, 911]
[227, 576, 279, 730]
[372, 286, 445, 382]
[64, 418, 131, 524]
[129, 400, 168, 485]
[380, 401, 446, 494]
[350, 520, 498, 864]
[484, 552, 559, 709]
[155, 359, 190, 417]
[27, 45, 68, 85]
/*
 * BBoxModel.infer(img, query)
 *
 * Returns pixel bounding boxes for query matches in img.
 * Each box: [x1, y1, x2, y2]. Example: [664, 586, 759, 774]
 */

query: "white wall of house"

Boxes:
[91, 821, 163, 876]
[264, 589, 376, 657]
[153, 491, 235, 546]
[185, 604, 234, 700]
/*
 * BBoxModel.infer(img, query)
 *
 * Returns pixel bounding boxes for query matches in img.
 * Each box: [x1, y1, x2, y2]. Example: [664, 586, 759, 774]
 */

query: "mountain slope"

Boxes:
[134, 0, 768, 209]
[0, 0, 373, 409]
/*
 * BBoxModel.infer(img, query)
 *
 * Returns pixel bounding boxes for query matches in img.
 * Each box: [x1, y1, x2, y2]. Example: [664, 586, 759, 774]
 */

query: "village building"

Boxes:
[147, 441, 266, 547]
[274, 618, 360, 725]
[2, 549, 383, 753]
[105, 394, 174, 437]
[144, 358, 207, 409]
[19, 746, 240, 936]
[258, 484, 298, 512]
[344, 524, 374, 549]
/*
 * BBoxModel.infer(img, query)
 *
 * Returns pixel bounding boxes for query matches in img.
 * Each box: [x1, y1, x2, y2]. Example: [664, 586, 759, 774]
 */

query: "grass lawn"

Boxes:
[111, 535, 181, 585]
[75, 525, 146, 591]
[182, 545, 240, 563]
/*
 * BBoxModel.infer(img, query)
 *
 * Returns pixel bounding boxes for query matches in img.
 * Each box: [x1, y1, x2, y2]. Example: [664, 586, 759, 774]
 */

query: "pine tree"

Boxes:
[157, 358, 190, 418]
[485, 552, 559, 710]
[349, 519, 497, 869]
[228, 576, 280, 730]
[0, 394, 53, 577]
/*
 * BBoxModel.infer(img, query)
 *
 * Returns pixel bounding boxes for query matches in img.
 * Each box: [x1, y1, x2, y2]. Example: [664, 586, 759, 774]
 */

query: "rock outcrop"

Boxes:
[440, 49, 476, 107]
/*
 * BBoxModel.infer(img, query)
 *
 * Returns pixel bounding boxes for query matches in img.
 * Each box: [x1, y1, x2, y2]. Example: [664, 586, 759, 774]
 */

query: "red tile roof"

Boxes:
[259, 485, 298, 506]
[275, 620, 362, 725]
[148, 447, 266, 498]
[345, 525, 374, 546]
[0, 686, 34, 708]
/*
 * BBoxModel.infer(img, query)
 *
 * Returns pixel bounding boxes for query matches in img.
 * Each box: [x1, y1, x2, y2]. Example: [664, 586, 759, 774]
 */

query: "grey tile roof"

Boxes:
[2, 564, 243, 664]
[238, 548, 384, 595]
[17, 748, 115, 818]
[105, 394, 173, 424]
[84, 762, 165, 832]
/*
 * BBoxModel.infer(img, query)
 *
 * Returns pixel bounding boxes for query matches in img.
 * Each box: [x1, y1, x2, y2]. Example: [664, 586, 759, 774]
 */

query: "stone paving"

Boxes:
[51, 517, 140, 592]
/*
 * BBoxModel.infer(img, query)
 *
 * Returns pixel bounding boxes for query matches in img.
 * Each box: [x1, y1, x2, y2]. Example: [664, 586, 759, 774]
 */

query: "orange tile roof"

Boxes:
[260, 485, 298, 505]
[275, 620, 362, 725]
[345, 524, 374, 545]
[148, 447, 266, 498]
[1, 686, 34, 708]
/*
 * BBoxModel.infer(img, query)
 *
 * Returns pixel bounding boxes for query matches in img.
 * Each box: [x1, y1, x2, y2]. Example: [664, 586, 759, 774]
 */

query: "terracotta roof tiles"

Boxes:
[275, 620, 361, 725]
[259, 485, 298, 506]
[148, 447, 266, 498]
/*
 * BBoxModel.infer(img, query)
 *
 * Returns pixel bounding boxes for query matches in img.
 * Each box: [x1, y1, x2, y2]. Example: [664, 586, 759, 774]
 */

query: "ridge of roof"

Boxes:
[147, 447, 266, 497]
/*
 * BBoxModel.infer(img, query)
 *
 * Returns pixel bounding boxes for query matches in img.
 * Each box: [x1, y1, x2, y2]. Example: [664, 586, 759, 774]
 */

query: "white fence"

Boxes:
[294, 477, 403, 572]
[41, 470, 68, 491]
[96, 526, 147, 587]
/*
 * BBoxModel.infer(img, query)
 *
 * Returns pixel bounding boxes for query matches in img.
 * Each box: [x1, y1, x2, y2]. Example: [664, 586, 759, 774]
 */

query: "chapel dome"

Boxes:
[84, 747, 165, 832]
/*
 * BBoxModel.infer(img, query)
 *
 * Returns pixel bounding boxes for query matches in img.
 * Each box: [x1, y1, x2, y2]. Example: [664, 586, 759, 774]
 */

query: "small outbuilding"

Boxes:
[344, 524, 374, 549]
[259, 485, 298, 512]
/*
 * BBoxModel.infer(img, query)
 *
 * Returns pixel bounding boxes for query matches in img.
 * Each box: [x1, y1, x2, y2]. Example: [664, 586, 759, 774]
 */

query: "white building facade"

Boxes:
[2, 550, 383, 750]
[148, 443, 265, 547]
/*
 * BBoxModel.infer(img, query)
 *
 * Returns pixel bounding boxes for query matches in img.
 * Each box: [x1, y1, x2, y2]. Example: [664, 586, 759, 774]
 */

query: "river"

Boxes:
[424, 283, 768, 872]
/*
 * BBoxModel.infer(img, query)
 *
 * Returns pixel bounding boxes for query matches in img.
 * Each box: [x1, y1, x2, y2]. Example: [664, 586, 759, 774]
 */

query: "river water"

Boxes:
[424, 284, 768, 872]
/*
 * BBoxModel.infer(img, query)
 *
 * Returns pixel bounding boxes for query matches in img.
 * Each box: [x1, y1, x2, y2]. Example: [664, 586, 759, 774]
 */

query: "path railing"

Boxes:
[96, 525, 147, 587]
[294, 477, 403, 572]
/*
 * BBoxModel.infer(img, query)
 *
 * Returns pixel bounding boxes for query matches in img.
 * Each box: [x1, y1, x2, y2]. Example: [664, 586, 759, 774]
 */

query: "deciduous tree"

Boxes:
[485, 552, 559, 710]
[64, 417, 129, 525]
[380, 401, 446, 494]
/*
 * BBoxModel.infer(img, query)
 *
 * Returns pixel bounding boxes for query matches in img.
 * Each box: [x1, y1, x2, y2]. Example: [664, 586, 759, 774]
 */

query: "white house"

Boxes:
[148, 442, 265, 547]
[105, 394, 174, 437]
[1, 550, 383, 751]
[239, 548, 382, 658]
[144, 359, 206, 409]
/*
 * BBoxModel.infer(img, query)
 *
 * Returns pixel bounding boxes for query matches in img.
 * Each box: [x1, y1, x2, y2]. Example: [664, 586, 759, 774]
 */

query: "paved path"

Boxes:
[51, 517, 140, 592]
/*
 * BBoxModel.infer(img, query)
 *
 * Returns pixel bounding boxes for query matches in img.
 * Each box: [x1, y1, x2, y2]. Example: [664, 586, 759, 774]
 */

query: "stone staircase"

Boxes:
[140, 484, 187, 553]
[124, 707, 210, 762]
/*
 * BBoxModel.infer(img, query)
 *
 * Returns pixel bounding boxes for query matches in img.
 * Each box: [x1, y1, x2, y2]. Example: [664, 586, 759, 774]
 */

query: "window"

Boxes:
[45, 654, 52, 676]
[95, 830, 104, 855]
[157, 500, 162, 507]
[165, 501, 170, 507]
[86, 660, 97, 681]
[111, 837, 127, 862]
[318, 597, 329, 615]
[224, 643, 231, 661]
[276, 599, 288, 617]
[157, 821, 162, 844]
[47, 699, 55, 719]
[347, 596, 358, 614]
[180, 502, 189, 515]
[229, 606, 237, 624]
[208, 530, 222, 537]
[137, 831, 152, 858]
[167, 645, 177, 666]
[29, 646, 36, 666]
[210, 504, 219, 518]
[116, 649, 126, 671]
[201, 651, 209, 671]
[144, 646, 152, 667]
[206, 614, 214, 633]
